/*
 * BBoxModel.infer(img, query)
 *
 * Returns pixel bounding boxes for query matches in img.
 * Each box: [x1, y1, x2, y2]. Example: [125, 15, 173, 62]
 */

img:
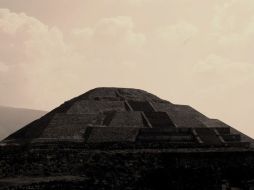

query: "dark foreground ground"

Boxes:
[0, 143, 254, 190]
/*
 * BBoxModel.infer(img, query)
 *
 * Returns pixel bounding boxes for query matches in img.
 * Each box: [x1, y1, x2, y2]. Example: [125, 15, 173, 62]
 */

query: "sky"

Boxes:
[0, 0, 253, 137]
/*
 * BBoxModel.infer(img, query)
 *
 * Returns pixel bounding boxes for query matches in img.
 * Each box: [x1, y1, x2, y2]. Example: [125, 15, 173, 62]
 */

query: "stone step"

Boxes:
[226, 141, 250, 148]
[144, 112, 175, 128]
[194, 128, 222, 145]
[222, 134, 241, 142]
[214, 127, 231, 134]
[85, 127, 139, 143]
[137, 134, 194, 142]
[128, 101, 155, 112]
[49, 113, 100, 126]
[139, 128, 191, 136]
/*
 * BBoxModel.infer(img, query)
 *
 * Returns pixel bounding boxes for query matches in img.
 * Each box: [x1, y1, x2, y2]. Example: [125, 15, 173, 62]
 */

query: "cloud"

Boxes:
[0, 11, 148, 109]
[0, 9, 83, 109]
[194, 54, 254, 79]
[72, 16, 146, 47]
[155, 21, 199, 46]
[0, 9, 69, 66]
[192, 54, 254, 92]
[71, 16, 146, 64]
[211, 0, 254, 61]
[212, 0, 254, 33]
[89, 16, 146, 49]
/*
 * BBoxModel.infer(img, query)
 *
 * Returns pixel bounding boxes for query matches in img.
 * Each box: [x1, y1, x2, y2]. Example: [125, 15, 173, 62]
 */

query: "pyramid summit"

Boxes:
[0, 87, 254, 189]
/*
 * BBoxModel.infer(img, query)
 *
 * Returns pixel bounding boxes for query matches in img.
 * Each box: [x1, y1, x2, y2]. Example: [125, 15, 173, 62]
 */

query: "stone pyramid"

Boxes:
[3, 87, 253, 148]
[1, 88, 254, 189]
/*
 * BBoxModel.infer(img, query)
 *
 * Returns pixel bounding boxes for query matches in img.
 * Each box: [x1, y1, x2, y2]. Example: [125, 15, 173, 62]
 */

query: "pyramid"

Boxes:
[3, 87, 254, 148]
[0, 88, 253, 190]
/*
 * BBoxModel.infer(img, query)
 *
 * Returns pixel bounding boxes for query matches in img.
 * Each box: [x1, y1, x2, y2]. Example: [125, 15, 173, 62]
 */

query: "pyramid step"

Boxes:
[49, 113, 99, 126]
[214, 127, 231, 134]
[222, 134, 241, 142]
[144, 112, 175, 128]
[194, 128, 222, 145]
[226, 141, 250, 148]
[137, 134, 194, 142]
[139, 129, 191, 137]
[128, 101, 155, 112]
[139, 128, 176, 134]
[85, 127, 139, 143]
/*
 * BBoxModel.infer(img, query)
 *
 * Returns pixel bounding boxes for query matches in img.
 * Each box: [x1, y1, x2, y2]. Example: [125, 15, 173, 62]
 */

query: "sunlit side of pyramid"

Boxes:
[0, 87, 254, 190]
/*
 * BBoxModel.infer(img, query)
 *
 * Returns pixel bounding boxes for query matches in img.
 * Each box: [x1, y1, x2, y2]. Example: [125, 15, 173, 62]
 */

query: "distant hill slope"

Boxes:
[0, 106, 47, 140]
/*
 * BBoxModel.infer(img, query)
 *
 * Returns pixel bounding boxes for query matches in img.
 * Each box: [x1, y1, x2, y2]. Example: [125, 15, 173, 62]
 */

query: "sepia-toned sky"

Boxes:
[0, 0, 253, 137]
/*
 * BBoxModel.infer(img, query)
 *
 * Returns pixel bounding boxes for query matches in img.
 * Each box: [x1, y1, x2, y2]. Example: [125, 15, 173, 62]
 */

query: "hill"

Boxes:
[0, 106, 46, 140]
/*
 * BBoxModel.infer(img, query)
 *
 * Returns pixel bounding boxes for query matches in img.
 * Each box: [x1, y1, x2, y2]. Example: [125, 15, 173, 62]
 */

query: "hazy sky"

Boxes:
[0, 0, 253, 137]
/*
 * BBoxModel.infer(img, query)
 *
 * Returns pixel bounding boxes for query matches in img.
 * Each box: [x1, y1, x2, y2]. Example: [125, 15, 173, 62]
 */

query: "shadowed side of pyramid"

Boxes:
[2, 87, 254, 149]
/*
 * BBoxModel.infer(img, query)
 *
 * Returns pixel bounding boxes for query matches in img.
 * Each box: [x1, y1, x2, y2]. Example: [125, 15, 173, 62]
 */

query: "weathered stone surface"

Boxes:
[108, 112, 145, 128]
[67, 100, 126, 114]
[86, 127, 139, 143]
